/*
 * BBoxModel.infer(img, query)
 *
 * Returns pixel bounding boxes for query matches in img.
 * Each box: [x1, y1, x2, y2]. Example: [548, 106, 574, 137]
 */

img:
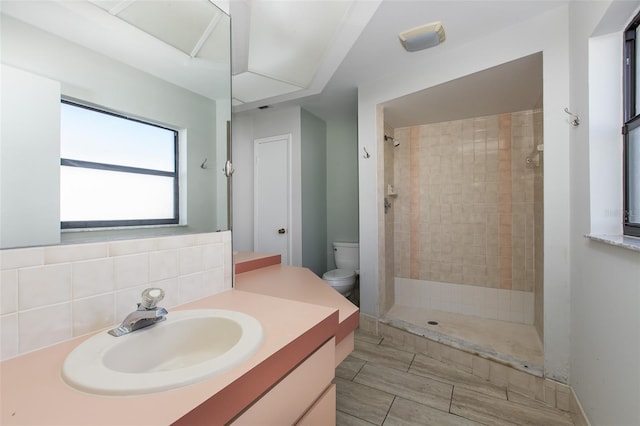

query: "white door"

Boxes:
[254, 135, 290, 264]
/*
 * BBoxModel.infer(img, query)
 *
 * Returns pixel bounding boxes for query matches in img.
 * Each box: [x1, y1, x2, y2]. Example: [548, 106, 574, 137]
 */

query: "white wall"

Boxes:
[357, 6, 572, 383]
[1, 66, 61, 248]
[569, 1, 640, 424]
[231, 107, 303, 267]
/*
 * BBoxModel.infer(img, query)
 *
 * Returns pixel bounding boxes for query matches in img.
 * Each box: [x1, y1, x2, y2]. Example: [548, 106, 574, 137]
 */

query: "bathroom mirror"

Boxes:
[0, 0, 231, 249]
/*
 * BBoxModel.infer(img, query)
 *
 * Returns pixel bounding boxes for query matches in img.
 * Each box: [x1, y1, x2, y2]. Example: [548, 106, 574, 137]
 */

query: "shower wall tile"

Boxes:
[393, 110, 541, 326]
[0, 231, 233, 361]
[394, 278, 534, 325]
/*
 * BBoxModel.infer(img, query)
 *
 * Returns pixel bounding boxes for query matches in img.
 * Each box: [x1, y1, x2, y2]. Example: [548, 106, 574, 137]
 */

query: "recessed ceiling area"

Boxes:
[382, 52, 543, 129]
[230, 0, 381, 111]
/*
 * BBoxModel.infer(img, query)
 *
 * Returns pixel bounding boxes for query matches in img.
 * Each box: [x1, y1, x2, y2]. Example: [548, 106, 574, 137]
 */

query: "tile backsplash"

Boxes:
[0, 231, 232, 361]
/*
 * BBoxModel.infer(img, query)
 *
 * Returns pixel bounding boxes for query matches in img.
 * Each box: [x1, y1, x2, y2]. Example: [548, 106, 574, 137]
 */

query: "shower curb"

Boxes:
[371, 315, 590, 425]
[379, 315, 543, 376]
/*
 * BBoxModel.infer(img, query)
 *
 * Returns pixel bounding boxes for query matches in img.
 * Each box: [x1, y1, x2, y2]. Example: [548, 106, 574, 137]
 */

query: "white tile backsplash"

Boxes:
[44, 243, 108, 264]
[108, 238, 157, 257]
[1, 269, 18, 315]
[72, 293, 115, 336]
[0, 247, 44, 270]
[1, 313, 18, 359]
[205, 267, 226, 295]
[157, 234, 195, 250]
[72, 258, 115, 299]
[179, 272, 205, 304]
[19, 303, 73, 353]
[18, 264, 72, 310]
[149, 249, 179, 282]
[203, 244, 224, 269]
[0, 231, 232, 360]
[395, 277, 534, 325]
[179, 246, 203, 275]
[114, 253, 149, 289]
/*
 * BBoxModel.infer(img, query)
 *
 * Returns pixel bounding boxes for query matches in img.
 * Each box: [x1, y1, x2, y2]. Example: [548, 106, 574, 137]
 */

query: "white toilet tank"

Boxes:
[333, 242, 359, 271]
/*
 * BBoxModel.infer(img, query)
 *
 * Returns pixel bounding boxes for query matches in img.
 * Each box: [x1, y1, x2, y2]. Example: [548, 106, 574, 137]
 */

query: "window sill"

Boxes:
[585, 234, 640, 253]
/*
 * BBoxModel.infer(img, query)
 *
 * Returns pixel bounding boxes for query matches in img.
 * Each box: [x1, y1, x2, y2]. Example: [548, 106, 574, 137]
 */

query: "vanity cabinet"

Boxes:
[231, 338, 336, 425]
[297, 384, 336, 425]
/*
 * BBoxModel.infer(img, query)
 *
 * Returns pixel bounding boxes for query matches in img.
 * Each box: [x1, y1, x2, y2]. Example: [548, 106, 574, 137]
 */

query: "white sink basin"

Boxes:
[62, 309, 263, 396]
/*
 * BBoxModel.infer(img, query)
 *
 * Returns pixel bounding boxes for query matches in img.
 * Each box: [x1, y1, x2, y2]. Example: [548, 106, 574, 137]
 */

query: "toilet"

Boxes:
[322, 242, 359, 297]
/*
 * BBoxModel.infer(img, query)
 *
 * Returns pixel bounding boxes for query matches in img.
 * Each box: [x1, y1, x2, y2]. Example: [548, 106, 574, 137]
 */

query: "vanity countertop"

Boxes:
[233, 251, 281, 274]
[235, 264, 359, 343]
[0, 288, 339, 425]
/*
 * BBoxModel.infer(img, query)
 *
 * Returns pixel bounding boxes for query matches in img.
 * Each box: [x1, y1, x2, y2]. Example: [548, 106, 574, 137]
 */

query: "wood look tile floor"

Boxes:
[335, 330, 574, 426]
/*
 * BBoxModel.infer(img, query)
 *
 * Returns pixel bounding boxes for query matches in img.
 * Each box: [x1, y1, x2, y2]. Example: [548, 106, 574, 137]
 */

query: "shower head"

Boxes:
[384, 135, 400, 147]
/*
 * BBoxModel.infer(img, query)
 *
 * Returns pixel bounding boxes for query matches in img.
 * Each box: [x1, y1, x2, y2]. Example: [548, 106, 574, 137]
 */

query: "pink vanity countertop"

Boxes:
[233, 251, 281, 274]
[0, 289, 338, 426]
[235, 264, 359, 344]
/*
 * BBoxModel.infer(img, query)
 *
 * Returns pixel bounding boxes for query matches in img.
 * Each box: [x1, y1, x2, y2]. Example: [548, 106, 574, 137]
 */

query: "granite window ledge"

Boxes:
[585, 234, 640, 253]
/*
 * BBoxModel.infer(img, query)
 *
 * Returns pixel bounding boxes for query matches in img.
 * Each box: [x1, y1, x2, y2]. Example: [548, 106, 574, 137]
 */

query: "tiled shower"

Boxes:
[381, 108, 544, 354]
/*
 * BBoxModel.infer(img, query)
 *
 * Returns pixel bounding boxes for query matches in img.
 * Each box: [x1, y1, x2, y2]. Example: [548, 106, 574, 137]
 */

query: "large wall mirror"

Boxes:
[0, 0, 231, 249]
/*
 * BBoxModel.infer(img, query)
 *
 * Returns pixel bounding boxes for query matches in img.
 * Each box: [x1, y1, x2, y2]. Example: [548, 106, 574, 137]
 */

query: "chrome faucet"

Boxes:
[108, 288, 168, 337]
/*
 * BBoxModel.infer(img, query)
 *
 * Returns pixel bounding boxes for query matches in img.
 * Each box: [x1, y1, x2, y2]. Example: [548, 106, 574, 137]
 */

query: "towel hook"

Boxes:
[200, 158, 208, 169]
[362, 147, 371, 159]
[564, 108, 580, 127]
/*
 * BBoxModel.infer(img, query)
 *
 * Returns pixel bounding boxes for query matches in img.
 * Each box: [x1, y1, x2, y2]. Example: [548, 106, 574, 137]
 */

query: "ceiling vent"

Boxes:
[399, 22, 445, 52]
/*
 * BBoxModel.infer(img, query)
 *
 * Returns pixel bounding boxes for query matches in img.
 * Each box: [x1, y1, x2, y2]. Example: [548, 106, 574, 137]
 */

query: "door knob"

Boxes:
[278, 228, 286, 234]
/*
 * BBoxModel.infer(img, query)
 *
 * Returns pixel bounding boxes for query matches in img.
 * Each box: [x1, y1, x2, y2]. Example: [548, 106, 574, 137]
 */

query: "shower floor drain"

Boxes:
[427, 321, 439, 326]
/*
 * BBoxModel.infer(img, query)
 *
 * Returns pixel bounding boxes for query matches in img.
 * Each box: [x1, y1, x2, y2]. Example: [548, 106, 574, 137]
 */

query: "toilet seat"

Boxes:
[322, 269, 356, 297]
[322, 269, 355, 283]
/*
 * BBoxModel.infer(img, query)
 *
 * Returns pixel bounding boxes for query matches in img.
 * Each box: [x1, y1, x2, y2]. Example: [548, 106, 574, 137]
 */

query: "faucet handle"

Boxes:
[140, 288, 165, 309]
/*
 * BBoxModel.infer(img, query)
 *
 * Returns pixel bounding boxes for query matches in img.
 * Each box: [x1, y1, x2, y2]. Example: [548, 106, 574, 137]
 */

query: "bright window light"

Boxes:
[60, 100, 179, 228]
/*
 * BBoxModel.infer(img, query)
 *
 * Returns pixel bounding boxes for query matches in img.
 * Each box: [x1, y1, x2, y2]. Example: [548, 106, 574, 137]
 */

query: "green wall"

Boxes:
[301, 109, 327, 276]
[325, 113, 359, 270]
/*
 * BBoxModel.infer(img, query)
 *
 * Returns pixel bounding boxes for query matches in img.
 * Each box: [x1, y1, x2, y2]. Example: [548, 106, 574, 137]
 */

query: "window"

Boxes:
[60, 100, 179, 229]
[623, 14, 640, 237]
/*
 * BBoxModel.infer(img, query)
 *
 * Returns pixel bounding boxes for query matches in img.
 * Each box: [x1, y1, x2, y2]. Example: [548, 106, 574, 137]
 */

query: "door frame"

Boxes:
[253, 134, 292, 265]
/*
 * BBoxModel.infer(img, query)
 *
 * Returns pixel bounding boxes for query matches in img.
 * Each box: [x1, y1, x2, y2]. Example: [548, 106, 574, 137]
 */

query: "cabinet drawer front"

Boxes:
[297, 384, 336, 426]
[232, 338, 335, 425]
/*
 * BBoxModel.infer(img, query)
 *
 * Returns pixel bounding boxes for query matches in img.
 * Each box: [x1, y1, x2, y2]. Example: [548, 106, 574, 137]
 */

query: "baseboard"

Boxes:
[358, 313, 379, 336]
[364, 317, 591, 424]
[570, 387, 591, 426]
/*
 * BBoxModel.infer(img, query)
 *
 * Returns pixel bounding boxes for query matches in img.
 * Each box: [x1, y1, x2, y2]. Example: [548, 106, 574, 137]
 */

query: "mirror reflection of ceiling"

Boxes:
[89, 0, 228, 63]
[0, 0, 230, 101]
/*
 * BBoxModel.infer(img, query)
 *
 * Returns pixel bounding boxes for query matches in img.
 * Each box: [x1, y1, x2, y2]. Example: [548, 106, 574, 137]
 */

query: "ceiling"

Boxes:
[243, 0, 567, 125]
[0, 0, 231, 100]
[229, 0, 380, 111]
[383, 52, 543, 128]
[2, 0, 563, 125]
